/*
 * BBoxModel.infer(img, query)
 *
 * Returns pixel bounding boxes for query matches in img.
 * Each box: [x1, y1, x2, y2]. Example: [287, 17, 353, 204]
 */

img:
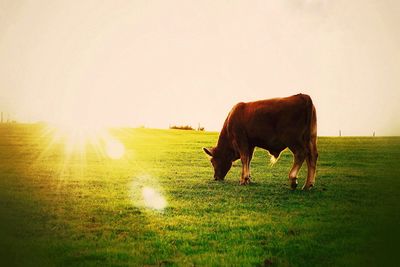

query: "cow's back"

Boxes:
[226, 94, 315, 151]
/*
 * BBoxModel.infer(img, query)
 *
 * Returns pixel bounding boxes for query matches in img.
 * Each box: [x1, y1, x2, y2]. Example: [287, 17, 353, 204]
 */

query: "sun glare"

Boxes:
[48, 119, 125, 160]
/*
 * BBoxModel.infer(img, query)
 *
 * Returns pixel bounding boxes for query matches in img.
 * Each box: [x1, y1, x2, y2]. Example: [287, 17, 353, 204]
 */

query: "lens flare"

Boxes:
[105, 138, 125, 159]
[142, 187, 167, 211]
[130, 175, 168, 211]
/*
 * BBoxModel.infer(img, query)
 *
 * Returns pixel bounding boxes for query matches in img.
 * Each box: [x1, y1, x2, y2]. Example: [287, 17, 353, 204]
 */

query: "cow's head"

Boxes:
[203, 147, 232, 180]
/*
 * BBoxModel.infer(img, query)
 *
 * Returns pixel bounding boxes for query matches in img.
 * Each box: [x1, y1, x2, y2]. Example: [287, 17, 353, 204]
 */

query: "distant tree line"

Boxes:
[338, 129, 376, 137]
[169, 123, 205, 131]
[0, 112, 16, 123]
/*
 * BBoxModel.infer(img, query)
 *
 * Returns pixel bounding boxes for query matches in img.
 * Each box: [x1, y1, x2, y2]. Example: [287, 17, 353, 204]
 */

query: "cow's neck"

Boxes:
[215, 127, 237, 161]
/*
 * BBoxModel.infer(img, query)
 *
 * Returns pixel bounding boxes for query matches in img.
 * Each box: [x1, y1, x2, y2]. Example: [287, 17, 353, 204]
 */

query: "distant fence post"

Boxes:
[197, 123, 204, 131]
[373, 131, 375, 137]
[339, 130, 341, 137]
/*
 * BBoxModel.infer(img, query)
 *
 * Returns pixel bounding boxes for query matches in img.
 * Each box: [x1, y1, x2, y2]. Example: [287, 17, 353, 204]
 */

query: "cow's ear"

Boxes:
[203, 147, 213, 157]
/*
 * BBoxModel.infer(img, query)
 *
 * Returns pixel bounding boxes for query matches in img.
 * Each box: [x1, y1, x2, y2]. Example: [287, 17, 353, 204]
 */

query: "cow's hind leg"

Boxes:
[247, 147, 255, 182]
[288, 150, 306, 190]
[303, 138, 318, 190]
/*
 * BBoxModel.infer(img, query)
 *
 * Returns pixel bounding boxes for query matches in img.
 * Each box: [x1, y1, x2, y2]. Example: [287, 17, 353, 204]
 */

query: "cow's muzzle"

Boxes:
[214, 175, 223, 181]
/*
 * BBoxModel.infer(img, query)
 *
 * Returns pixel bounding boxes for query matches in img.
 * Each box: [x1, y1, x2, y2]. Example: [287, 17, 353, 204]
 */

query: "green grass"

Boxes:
[0, 124, 399, 266]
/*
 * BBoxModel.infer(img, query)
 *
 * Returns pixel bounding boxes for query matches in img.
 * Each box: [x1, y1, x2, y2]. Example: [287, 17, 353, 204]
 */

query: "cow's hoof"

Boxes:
[240, 177, 251, 185]
[290, 183, 298, 190]
[290, 179, 298, 190]
[302, 184, 314, 191]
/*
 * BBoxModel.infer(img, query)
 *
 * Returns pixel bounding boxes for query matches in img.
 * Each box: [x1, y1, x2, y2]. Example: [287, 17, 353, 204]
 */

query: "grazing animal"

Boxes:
[203, 93, 318, 190]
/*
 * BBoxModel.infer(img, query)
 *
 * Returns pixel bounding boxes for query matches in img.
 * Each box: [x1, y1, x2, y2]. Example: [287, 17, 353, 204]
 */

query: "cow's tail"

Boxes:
[304, 95, 317, 143]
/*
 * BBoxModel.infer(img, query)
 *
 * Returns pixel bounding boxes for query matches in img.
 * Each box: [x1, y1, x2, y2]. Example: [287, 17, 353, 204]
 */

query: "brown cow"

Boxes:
[203, 93, 318, 190]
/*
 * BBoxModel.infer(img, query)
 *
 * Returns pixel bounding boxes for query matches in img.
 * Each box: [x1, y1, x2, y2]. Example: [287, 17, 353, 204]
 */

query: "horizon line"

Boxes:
[0, 122, 398, 137]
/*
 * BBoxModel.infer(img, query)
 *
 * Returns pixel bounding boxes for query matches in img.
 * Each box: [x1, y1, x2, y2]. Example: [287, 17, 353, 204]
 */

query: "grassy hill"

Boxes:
[0, 124, 399, 266]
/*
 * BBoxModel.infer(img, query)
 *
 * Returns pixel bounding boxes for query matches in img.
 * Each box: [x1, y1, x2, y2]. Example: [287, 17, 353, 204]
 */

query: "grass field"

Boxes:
[0, 124, 399, 267]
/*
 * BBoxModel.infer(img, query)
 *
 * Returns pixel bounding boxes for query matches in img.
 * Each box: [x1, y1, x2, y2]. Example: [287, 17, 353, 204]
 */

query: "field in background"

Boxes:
[0, 124, 399, 267]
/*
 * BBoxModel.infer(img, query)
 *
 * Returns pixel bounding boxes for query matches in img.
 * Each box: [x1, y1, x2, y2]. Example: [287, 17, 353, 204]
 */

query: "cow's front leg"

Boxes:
[240, 154, 251, 185]
[239, 147, 254, 185]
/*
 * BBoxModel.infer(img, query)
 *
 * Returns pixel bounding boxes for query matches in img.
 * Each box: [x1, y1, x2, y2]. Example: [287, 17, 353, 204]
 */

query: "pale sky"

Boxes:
[1, 0, 399, 135]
